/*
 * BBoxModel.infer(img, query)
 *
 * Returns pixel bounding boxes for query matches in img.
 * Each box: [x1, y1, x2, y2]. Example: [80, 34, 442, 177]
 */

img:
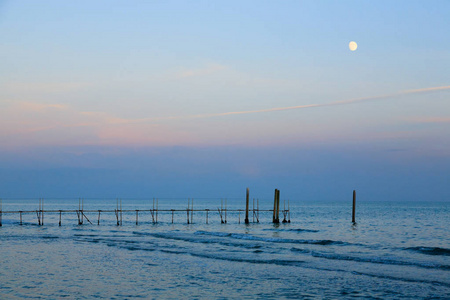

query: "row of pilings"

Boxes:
[0, 189, 358, 227]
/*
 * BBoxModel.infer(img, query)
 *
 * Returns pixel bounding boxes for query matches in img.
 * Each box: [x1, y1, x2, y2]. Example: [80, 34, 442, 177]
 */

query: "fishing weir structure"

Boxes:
[0, 188, 294, 227]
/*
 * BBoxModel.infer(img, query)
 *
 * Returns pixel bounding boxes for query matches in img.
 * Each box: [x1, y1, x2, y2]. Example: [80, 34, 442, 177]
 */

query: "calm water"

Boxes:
[0, 199, 449, 299]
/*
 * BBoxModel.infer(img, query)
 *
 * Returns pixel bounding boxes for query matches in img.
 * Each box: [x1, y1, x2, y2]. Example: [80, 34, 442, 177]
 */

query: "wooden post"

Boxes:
[220, 199, 224, 224]
[277, 189, 280, 223]
[272, 190, 276, 222]
[187, 199, 190, 224]
[191, 198, 193, 224]
[120, 199, 122, 226]
[136, 210, 139, 225]
[273, 189, 277, 223]
[245, 188, 250, 224]
[37, 198, 41, 226]
[352, 190, 356, 223]
[19, 211, 22, 225]
[273, 189, 280, 223]
[41, 198, 44, 225]
[82, 212, 93, 225]
[225, 199, 227, 224]
[116, 198, 119, 226]
[206, 209, 208, 224]
[171, 209, 174, 224]
[257, 198, 259, 223]
[252, 198, 255, 223]
[59, 210, 62, 226]
[98, 210, 101, 225]
[156, 199, 159, 223]
[78, 198, 83, 225]
[288, 199, 290, 223]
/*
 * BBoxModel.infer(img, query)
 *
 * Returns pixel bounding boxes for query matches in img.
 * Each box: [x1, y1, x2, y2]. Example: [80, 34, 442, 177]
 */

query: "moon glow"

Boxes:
[349, 41, 358, 51]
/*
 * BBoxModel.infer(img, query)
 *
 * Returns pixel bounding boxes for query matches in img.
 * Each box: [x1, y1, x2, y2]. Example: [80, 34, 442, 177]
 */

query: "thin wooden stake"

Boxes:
[98, 210, 101, 225]
[37, 199, 41, 226]
[187, 199, 190, 224]
[288, 199, 290, 223]
[171, 210, 174, 224]
[59, 210, 62, 226]
[225, 199, 227, 224]
[136, 210, 139, 225]
[273, 190, 277, 223]
[82, 212, 93, 225]
[257, 198, 259, 223]
[191, 198, 193, 224]
[352, 190, 356, 223]
[115, 198, 119, 226]
[252, 198, 255, 223]
[206, 209, 208, 224]
[245, 188, 250, 224]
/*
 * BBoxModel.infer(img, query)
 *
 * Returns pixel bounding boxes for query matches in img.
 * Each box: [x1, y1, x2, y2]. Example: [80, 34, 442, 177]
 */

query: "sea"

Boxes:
[0, 198, 449, 299]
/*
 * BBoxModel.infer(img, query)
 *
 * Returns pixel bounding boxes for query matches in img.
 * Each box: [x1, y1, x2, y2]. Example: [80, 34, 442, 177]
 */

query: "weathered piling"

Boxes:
[187, 199, 190, 224]
[218, 199, 225, 223]
[98, 210, 101, 225]
[225, 199, 227, 223]
[115, 199, 119, 226]
[288, 199, 291, 223]
[352, 190, 356, 223]
[59, 210, 62, 226]
[190, 198, 193, 224]
[252, 198, 255, 223]
[276, 190, 280, 223]
[245, 188, 250, 224]
[136, 210, 139, 225]
[152, 198, 157, 224]
[36, 198, 43, 226]
[120, 199, 123, 225]
[273, 189, 280, 223]
[257, 199, 260, 223]
[273, 190, 276, 223]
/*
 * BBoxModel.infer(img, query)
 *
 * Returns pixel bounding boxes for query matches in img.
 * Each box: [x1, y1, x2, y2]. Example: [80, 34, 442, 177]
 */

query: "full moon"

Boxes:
[349, 41, 358, 51]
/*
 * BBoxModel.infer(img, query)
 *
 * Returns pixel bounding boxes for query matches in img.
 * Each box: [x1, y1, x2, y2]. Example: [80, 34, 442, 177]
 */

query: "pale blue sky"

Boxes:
[0, 1, 449, 200]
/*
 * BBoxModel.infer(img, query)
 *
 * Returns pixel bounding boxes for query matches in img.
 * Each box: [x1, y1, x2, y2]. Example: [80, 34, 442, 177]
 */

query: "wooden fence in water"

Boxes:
[0, 188, 294, 226]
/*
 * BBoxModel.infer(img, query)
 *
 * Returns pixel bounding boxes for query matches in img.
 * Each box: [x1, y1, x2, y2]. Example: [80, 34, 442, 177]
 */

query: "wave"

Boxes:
[188, 252, 306, 267]
[133, 231, 263, 249]
[405, 246, 450, 257]
[194, 230, 350, 246]
[290, 248, 450, 271]
[263, 228, 319, 233]
[287, 228, 319, 233]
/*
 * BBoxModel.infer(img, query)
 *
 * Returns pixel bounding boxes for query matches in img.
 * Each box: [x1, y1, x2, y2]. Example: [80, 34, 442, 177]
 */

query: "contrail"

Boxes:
[131, 85, 450, 123]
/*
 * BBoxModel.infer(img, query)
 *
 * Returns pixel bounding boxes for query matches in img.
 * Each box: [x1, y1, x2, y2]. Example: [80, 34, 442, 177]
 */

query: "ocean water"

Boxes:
[0, 199, 449, 299]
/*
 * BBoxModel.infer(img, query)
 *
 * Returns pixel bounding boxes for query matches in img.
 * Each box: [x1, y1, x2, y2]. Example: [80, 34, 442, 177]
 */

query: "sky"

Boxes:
[0, 0, 449, 201]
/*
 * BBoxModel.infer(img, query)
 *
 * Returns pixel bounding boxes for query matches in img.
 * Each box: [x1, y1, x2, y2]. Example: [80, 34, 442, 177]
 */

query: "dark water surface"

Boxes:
[1, 199, 449, 299]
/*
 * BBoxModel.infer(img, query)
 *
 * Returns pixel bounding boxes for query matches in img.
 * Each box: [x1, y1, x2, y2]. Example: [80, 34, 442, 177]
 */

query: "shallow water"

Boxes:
[1, 199, 449, 299]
